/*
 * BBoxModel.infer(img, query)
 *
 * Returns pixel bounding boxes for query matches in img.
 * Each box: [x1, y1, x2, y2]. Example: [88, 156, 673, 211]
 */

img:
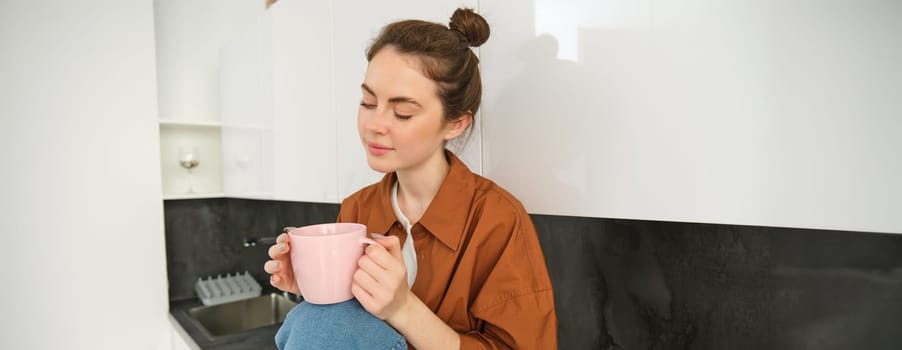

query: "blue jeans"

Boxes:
[275, 299, 407, 350]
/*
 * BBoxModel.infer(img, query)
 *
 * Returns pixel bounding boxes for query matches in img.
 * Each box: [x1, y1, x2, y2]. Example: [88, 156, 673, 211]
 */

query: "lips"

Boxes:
[367, 142, 393, 156]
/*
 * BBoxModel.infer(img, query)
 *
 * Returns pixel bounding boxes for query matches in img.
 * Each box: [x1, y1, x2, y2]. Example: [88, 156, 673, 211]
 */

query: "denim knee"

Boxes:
[275, 299, 407, 350]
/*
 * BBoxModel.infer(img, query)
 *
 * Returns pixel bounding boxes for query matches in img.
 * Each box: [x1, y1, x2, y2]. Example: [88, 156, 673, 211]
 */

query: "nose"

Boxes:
[364, 106, 391, 135]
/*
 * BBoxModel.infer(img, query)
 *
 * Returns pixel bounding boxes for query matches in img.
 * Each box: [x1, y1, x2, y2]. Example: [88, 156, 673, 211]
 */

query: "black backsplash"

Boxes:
[164, 198, 340, 300]
[164, 198, 902, 349]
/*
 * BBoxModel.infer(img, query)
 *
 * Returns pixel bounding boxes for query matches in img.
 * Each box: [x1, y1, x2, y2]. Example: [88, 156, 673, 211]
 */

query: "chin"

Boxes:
[366, 157, 394, 174]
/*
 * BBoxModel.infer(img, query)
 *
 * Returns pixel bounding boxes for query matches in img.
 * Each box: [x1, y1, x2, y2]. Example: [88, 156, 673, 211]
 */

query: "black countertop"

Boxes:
[169, 295, 283, 350]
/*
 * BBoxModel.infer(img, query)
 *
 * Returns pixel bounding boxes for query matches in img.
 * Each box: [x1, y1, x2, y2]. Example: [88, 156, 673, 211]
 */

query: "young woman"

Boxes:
[265, 8, 557, 349]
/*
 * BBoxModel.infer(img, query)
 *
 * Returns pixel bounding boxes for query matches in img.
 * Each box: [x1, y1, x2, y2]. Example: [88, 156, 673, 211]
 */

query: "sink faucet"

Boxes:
[244, 227, 296, 247]
[243, 236, 276, 247]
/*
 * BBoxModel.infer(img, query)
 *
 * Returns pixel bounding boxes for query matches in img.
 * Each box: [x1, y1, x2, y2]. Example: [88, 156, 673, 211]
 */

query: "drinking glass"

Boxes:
[178, 146, 200, 194]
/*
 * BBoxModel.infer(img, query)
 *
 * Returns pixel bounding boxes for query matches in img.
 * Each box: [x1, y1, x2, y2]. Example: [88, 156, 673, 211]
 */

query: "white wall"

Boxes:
[0, 1, 169, 349]
[481, 0, 902, 234]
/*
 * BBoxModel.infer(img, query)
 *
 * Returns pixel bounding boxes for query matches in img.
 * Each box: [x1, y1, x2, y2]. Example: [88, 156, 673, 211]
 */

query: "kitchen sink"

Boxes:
[188, 293, 298, 339]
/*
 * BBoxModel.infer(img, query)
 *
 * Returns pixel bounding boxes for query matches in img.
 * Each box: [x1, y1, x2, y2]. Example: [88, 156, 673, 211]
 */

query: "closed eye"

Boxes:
[360, 101, 411, 120]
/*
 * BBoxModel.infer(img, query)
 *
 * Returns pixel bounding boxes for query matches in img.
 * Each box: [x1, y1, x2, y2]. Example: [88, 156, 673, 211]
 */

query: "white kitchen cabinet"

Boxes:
[220, 0, 337, 202]
[269, 0, 338, 203]
[221, 125, 274, 198]
[220, 13, 274, 199]
[155, 0, 265, 199]
[479, 0, 902, 234]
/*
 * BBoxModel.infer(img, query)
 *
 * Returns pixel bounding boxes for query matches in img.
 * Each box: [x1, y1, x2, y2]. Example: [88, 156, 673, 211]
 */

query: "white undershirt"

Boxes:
[391, 181, 418, 288]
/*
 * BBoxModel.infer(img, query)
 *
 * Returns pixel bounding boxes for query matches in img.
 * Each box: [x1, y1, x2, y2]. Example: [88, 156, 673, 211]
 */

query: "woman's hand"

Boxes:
[352, 235, 411, 322]
[263, 228, 301, 295]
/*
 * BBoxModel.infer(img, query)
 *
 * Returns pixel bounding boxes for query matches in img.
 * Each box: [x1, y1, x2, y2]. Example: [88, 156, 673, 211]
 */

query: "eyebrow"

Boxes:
[361, 83, 423, 108]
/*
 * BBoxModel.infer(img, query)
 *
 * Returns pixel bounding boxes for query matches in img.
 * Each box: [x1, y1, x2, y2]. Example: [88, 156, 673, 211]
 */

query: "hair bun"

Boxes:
[449, 8, 490, 48]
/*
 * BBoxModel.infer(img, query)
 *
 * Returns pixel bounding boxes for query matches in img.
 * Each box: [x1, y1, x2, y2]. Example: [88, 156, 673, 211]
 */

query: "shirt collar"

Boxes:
[418, 150, 475, 251]
[366, 172, 398, 236]
[368, 150, 475, 251]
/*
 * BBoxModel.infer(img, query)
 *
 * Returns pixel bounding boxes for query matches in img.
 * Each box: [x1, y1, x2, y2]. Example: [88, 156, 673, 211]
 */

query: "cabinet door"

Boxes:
[221, 126, 273, 197]
[221, 2, 338, 202]
[221, 15, 274, 199]
[269, 0, 338, 203]
[332, 0, 480, 201]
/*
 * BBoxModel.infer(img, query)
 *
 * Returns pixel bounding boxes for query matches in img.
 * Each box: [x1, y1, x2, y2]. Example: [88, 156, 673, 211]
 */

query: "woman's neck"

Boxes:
[395, 150, 450, 224]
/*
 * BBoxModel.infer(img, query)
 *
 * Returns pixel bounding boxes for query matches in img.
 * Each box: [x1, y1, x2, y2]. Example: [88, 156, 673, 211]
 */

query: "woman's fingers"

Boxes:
[264, 260, 280, 274]
[373, 235, 403, 260]
[357, 253, 406, 297]
[352, 272, 391, 320]
[268, 262, 299, 294]
[357, 255, 388, 283]
[353, 267, 381, 295]
[268, 240, 289, 259]
[351, 284, 376, 313]
[264, 231, 300, 294]
[364, 241, 406, 281]
[363, 244, 392, 269]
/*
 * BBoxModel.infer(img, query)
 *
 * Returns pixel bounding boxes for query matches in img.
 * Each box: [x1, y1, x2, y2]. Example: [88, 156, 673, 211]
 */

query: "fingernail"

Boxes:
[272, 261, 279, 269]
[279, 243, 286, 252]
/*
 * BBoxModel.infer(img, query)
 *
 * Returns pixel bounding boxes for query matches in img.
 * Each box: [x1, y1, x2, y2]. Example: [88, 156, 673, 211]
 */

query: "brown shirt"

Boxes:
[338, 151, 558, 349]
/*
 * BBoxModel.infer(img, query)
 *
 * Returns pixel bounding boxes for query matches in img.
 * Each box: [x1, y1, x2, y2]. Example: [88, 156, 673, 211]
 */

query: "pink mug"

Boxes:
[287, 223, 377, 304]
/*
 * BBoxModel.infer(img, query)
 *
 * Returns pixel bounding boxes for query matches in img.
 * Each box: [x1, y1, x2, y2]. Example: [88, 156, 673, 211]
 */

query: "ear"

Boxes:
[443, 113, 473, 141]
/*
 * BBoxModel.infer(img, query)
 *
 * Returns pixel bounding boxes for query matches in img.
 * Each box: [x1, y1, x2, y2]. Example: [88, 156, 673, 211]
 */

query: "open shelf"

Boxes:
[159, 119, 222, 128]
[163, 193, 226, 200]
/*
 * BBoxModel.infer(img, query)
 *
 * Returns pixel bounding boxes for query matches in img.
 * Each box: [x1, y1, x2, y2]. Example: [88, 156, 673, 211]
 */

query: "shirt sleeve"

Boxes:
[459, 205, 558, 350]
[459, 289, 557, 350]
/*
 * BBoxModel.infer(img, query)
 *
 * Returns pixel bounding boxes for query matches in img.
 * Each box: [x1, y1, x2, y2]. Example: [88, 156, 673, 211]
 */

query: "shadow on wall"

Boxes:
[487, 33, 607, 215]
[492, 32, 676, 349]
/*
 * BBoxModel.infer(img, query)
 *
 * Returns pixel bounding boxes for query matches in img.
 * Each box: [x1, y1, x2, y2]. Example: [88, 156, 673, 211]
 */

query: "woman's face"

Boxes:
[358, 46, 462, 174]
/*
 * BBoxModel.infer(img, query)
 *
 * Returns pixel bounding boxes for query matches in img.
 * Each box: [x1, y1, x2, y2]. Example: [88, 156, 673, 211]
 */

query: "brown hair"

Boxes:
[366, 8, 490, 130]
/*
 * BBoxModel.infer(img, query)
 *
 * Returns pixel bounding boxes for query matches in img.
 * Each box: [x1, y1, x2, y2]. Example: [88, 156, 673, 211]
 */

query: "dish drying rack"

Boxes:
[195, 271, 262, 306]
